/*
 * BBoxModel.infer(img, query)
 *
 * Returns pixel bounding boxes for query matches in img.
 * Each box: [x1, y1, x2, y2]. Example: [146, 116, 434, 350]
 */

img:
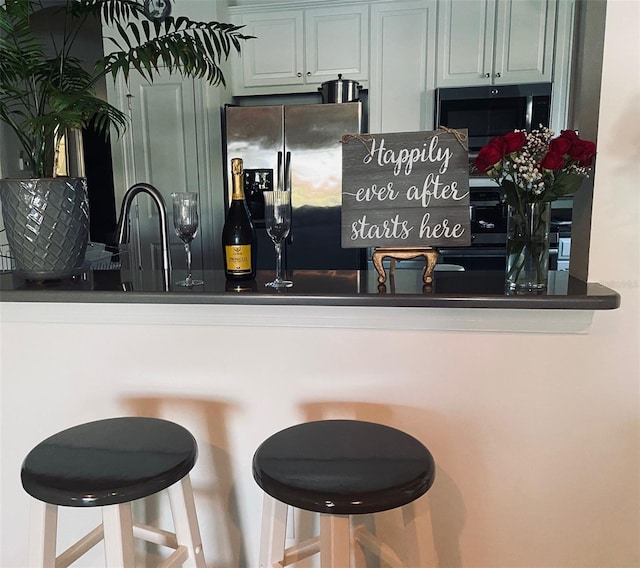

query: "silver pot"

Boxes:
[318, 74, 363, 103]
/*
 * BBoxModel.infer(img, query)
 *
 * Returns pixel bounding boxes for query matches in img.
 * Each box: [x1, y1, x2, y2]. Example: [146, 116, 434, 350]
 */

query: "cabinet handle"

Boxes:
[495, 72, 502, 78]
[306, 71, 311, 77]
[297, 72, 302, 77]
[484, 73, 490, 78]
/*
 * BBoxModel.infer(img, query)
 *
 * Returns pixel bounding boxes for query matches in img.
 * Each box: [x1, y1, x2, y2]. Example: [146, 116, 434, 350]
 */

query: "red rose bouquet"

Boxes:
[474, 127, 596, 206]
[474, 127, 596, 290]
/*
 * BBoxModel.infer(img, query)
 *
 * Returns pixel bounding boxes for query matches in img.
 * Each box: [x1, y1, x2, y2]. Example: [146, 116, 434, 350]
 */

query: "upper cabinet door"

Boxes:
[237, 9, 305, 88]
[436, 0, 496, 87]
[436, 0, 557, 87]
[229, 2, 369, 96]
[492, 0, 557, 85]
[369, 0, 436, 133]
[305, 4, 369, 83]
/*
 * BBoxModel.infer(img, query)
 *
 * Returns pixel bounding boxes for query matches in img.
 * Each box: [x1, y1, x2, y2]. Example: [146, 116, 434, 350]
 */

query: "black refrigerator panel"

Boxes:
[224, 103, 365, 270]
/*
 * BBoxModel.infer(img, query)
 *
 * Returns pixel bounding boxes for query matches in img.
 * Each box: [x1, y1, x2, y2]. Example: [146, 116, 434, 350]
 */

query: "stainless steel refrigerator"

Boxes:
[223, 102, 365, 270]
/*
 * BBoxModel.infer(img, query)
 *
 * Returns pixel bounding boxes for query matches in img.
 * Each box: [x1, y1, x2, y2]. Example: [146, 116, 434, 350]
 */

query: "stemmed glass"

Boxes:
[171, 192, 203, 287]
[263, 190, 293, 288]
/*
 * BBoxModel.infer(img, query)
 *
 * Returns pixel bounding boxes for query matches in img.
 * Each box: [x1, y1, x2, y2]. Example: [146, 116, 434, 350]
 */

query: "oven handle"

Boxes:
[438, 247, 506, 257]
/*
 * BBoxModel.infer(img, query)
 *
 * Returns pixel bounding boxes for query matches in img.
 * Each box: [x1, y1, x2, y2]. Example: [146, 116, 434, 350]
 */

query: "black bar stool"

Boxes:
[252, 419, 436, 567]
[21, 417, 206, 567]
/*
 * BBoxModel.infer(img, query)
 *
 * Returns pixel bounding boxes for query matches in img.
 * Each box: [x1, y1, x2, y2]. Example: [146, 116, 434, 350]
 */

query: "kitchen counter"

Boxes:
[0, 268, 620, 310]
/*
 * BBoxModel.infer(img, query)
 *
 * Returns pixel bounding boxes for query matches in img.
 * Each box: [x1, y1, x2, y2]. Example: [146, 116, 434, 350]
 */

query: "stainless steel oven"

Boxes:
[435, 185, 508, 270]
[436, 189, 572, 271]
[367, 186, 571, 272]
[437, 245, 507, 270]
[438, 236, 564, 271]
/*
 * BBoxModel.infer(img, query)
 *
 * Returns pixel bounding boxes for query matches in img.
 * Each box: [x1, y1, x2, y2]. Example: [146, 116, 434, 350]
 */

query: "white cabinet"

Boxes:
[369, 0, 436, 133]
[306, 6, 368, 83]
[232, 9, 304, 90]
[436, 0, 557, 87]
[230, 3, 368, 95]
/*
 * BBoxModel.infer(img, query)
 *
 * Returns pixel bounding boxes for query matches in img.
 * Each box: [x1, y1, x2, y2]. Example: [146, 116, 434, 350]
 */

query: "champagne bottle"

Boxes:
[222, 158, 257, 280]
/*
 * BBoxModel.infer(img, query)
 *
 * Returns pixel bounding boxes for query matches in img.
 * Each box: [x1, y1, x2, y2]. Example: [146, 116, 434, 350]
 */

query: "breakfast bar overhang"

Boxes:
[0, 269, 621, 310]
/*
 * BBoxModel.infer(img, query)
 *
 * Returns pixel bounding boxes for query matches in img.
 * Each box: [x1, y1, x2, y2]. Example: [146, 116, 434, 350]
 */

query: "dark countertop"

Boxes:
[0, 268, 620, 310]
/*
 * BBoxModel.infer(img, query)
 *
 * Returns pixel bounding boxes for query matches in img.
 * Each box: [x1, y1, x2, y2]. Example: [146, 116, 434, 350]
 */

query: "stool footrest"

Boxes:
[133, 523, 179, 549]
[56, 524, 104, 568]
[353, 524, 404, 568]
[41, 518, 195, 568]
[283, 536, 320, 565]
[54, 523, 190, 568]
[158, 545, 188, 568]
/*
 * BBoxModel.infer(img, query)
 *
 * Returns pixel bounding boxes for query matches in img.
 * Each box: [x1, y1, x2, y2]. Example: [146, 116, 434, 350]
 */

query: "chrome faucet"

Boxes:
[116, 183, 171, 290]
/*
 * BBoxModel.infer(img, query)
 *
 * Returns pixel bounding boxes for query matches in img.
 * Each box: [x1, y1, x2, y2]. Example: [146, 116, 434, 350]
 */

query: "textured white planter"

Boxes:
[0, 177, 89, 280]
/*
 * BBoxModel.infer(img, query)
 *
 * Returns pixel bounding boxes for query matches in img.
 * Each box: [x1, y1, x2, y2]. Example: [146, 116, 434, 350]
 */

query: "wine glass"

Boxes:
[263, 190, 293, 288]
[171, 192, 203, 287]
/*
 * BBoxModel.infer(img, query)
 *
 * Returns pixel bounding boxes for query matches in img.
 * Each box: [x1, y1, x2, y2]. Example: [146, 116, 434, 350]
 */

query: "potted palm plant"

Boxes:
[0, 0, 250, 279]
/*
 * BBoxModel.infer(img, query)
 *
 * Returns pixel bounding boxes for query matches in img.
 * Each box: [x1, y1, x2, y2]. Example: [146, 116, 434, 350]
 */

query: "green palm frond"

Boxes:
[0, 0, 251, 177]
[101, 15, 252, 85]
[0, 1, 46, 84]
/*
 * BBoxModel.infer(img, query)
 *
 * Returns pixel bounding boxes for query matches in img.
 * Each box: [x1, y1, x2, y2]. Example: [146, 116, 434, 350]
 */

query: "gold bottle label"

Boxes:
[225, 244, 252, 272]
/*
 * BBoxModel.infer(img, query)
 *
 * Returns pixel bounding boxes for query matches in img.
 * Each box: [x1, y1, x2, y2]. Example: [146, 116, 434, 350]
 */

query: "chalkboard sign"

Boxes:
[341, 130, 471, 248]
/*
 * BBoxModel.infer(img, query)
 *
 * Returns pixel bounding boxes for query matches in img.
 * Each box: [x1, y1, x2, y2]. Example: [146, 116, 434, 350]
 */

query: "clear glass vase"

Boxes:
[506, 201, 551, 292]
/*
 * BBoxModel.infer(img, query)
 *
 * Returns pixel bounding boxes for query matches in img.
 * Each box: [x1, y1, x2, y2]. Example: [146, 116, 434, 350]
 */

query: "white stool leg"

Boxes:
[102, 502, 136, 567]
[351, 517, 371, 568]
[402, 504, 420, 567]
[319, 514, 350, 568]
[28, 499, 57, 568]
[259, 494, 287, 568]
[167, 474, 206, 568]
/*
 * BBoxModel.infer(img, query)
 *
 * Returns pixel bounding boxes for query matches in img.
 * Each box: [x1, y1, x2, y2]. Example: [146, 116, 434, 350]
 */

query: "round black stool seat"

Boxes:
[252, 420, 435, 515]
[21, 417, 198, 508]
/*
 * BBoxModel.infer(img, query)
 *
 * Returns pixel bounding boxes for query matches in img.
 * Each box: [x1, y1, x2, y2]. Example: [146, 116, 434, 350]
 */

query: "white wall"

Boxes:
[1, 2, 638, 568]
